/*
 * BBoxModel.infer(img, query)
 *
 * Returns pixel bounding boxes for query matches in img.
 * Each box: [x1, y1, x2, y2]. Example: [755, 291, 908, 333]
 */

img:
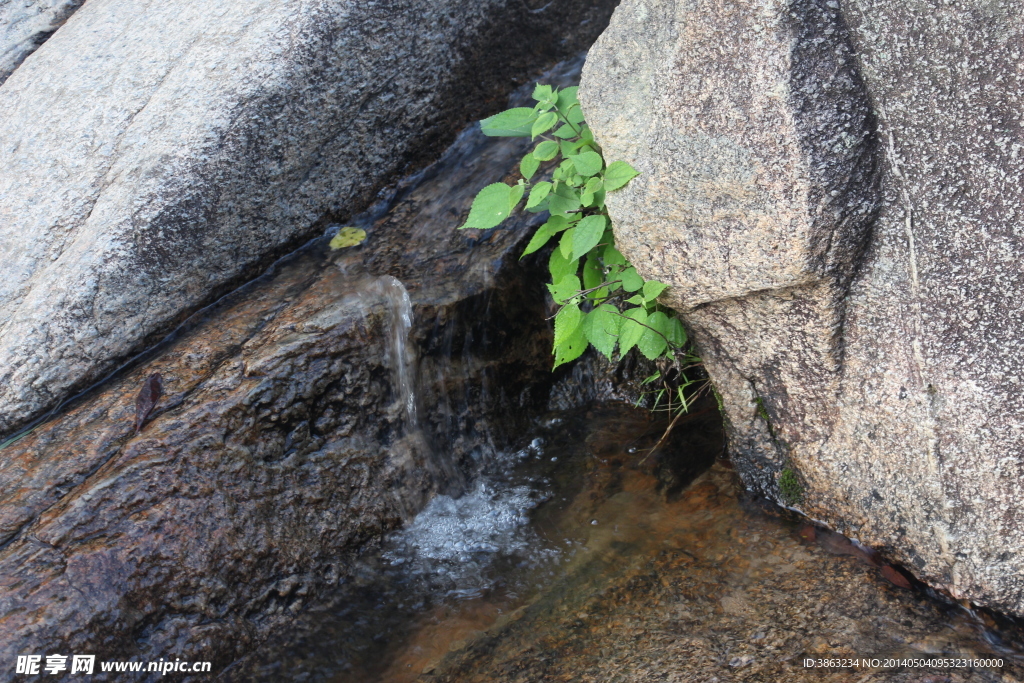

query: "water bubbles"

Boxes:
[590, 519, 599, 525]
[381, 479, 558, 600]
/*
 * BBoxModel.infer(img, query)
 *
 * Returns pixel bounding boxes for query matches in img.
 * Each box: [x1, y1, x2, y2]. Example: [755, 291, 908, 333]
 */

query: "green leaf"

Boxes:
[642, 280, 669, 301]
[525, 198, 550, 214]
[480, 107, 537, 137]
[520, 153, 540, 181]
[560, 139, 584, 158]
[618, 307, 648, 356]
[460, 183, 513, 229]
[638, 311, 669, 360]
[583, 304, 621, 360]
[532, 111, 558, 138]
[554, 302, 582, 347]
[526, 181, 552, 209]
[625, 294, 644, 305]
[533, 83, 555, 107]
[571, 215, 607, 261]
[521, 215, 566, 257]
[567, 104, 586, 125]
[522, 226, 554, 258]
[583, 250, 603, 292]
[553, 320, 588, 369]
[559, 228, 575, 259]
[509, 183, 525, 212]
[620, 266, 644, 292]
[646, 310, 670, 335]
[547, 274, 580, 305]
[547, 214, 570, 231]
[570, 151, 603, 177]
[556, 86, 580, 116]
[553, 124, 577, 139]
[580, 191, 595, 207]
[602, 160, 640, 191]
[548, 182, 582, 216]
[666, 317, 687, 347]
[603, 244, 627, 266]
[533, 140, 560, 161]
[584, 177, 603, 195]
[580, 124, 595, 143]
[548, 249, 579, 287]
[329, 226, 367, 249]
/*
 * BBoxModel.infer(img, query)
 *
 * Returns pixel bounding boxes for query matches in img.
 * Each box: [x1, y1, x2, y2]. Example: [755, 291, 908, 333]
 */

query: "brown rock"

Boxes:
[0, 118, 564, 668]
[883, 565, 913, 590]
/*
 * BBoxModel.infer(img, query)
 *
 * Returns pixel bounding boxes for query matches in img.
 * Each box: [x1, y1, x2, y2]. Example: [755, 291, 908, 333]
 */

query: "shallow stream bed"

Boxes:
[228, 403, 1024, 683]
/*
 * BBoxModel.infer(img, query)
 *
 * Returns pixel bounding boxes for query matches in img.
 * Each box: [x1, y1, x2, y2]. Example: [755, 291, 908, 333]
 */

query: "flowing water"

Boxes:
[345, 274, 418, 426]
[226, 399, 1024, 683]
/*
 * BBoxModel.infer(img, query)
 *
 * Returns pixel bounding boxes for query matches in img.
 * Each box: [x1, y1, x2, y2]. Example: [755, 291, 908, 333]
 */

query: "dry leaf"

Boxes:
[134, 373, 163, 433]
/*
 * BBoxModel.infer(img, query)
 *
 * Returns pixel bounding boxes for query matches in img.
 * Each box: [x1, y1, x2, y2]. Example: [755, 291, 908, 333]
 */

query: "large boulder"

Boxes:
[580, 0, 1024, 614]
[0, 0, 616, 438]
[0, 118, 560, 667]
[0, 0, 84, 85]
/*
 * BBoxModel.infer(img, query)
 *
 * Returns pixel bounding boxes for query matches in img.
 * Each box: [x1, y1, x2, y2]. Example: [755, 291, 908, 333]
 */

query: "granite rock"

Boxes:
[0, 0, 84, 85]
[581, 0, 1024, 615]
[0, 0, 616, 437]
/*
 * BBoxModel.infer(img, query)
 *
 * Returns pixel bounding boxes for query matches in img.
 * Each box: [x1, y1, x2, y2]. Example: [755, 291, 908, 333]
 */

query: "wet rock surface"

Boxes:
[429, 463, 1024, 683]
[580, 0, 1024, 615]
[0, 95, 570, 672]
[0, 0, 617, 438]
[221, 402, 725, 682]
[228, 402, 1024, 683]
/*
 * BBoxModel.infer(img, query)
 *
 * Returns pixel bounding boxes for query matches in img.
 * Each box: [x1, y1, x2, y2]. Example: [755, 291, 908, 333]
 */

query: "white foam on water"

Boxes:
[382, 439, 560, 600]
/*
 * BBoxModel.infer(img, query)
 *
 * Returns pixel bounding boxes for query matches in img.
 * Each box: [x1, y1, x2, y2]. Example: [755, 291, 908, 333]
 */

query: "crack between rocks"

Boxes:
[0, 294, 298, 554]
[0, 22, 225, 436]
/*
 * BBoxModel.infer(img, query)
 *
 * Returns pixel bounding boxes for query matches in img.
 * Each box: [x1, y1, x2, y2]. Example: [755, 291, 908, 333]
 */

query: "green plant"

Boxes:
[778, 468, 804, 505]
[459, 83, 687, 370]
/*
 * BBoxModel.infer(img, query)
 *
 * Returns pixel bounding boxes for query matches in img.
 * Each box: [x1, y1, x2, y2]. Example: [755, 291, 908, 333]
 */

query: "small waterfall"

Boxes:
[344, 273, 419, 428]
[376, 275, 417, 427]
[342, 268, 475, 504]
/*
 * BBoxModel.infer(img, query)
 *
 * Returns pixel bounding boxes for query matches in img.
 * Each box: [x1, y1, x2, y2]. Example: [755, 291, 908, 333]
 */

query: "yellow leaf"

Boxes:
[329, 227, 367, 250]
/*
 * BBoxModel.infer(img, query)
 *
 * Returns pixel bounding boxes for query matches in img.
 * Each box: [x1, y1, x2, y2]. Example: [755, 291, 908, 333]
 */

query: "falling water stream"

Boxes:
[347, 274, 418, 426]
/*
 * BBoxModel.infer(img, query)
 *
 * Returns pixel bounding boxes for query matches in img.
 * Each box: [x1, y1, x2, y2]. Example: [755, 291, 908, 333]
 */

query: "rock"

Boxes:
[580, 0, 1024, 615]
[420, 462, 1023, 683]
[0, 0, 617, 438]
[0, 0, 84, 85]
[0, 116, 561, 667]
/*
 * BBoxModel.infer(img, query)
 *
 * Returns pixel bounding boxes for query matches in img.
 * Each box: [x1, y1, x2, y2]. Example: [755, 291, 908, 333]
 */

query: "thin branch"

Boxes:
[637, 383, 713, 465]
[608, 310, 680, 348]
[545, 280, 624, 319]
[553, 108, 583, 137]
